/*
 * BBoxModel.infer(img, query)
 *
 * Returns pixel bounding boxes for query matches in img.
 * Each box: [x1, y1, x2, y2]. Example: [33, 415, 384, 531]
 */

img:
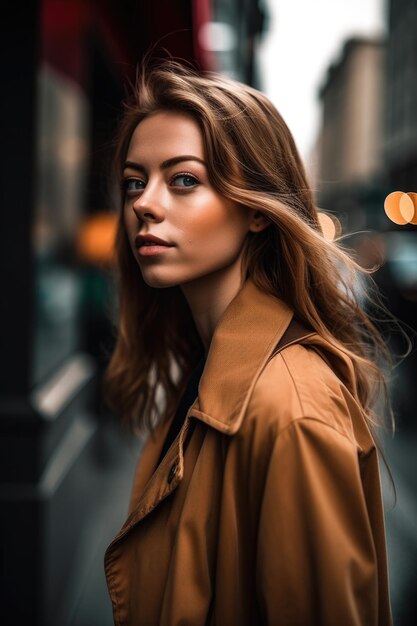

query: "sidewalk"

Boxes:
[382, 428, 417, 625]
[70, 422, 141, 626]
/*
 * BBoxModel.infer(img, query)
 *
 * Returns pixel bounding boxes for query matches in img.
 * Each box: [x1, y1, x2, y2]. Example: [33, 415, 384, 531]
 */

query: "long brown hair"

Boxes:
[105, 61, 395, 436]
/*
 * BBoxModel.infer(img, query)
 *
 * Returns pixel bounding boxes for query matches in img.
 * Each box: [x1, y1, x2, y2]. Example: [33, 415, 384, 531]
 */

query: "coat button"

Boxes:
[168, 462, 178, 484]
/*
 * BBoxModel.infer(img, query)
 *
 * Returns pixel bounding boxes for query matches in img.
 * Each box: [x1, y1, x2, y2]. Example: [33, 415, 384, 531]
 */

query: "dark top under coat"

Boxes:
[156, 356, 206, 467]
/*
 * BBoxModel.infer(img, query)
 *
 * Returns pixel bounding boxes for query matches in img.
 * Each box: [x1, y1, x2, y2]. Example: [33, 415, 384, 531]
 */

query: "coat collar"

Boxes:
[188, 278, 294, 435]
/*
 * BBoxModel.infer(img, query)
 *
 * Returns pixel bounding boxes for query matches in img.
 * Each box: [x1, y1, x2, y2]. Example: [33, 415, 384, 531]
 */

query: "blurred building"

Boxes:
[0, 1, 268, 625]
[384, 0, 417, 190]
[314, 4, 417, 623]
[381, 6, 417, 625]
[316, 36, 388, 230]
[379, 0, 417, 437]
[207, 0, 268, 86]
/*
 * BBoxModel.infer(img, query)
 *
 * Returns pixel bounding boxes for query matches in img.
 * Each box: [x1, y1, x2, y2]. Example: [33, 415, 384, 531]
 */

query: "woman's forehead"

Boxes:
[127, 111, 205, 163]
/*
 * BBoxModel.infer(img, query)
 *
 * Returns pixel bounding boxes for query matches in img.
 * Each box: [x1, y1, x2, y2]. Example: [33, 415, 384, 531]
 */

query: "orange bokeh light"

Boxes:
[408, 193, 417, 225]
[76, 213, 118, 265]
[384, 191, 417, 225]
[317, 211, 340, 241]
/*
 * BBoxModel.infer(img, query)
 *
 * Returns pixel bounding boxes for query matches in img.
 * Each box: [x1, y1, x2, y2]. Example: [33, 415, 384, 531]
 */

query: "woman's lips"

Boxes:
[137, 244, 174, 257]
[134, 233, 175, 257]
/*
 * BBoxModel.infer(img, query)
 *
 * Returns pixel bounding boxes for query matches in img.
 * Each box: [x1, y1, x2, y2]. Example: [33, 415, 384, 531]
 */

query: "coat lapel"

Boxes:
[107, 415, 196, 547]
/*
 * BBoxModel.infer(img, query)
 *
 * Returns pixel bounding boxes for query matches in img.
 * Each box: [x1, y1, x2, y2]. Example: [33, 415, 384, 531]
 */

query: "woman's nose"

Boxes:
[132, 186, 165, 223]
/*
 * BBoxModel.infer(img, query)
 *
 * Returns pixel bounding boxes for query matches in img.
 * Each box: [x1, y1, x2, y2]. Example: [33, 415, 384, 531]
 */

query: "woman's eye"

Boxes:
[171, 174, 199, 189]
[124, 178, 145, 193]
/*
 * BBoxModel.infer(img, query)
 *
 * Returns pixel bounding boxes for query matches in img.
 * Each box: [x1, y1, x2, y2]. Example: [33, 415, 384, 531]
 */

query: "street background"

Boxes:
[0, 0, 416, 624]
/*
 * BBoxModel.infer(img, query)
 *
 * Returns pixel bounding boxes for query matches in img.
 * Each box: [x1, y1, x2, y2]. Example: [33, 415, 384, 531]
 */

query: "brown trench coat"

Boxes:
[104, 279, 392, 626]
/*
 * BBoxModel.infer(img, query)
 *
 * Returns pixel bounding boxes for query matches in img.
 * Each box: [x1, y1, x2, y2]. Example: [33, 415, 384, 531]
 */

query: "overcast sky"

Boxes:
[258, 0, 387, 167]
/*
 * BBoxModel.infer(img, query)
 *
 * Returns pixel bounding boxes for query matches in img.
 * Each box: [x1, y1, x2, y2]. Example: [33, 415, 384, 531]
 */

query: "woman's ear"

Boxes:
[248, 210, 271, 233]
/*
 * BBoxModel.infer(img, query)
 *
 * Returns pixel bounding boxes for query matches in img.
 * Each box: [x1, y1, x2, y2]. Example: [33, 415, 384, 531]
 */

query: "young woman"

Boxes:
[104, 62, 393, 626]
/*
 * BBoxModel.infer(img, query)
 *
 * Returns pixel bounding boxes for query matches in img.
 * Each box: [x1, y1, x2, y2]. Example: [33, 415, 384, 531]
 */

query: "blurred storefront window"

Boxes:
[32, 63, 89, 385]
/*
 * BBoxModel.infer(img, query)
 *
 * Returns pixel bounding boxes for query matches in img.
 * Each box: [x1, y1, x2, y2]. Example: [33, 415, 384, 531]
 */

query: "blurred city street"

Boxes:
[1, 0, 416, 624]
[382, 428, 417, 625]
[68, 423, 141, 626]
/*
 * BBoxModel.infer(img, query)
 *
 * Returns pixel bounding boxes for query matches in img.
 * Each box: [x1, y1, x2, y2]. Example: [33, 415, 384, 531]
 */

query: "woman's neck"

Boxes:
[180, 256, 246, 353]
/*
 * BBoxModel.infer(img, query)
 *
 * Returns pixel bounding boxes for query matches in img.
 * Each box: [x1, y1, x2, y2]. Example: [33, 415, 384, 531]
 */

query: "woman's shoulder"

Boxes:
[247, 339, 364, 445]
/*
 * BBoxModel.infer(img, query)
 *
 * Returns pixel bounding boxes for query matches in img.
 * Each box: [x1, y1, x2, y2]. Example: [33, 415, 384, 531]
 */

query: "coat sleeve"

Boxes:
[255, 417, 382, 626]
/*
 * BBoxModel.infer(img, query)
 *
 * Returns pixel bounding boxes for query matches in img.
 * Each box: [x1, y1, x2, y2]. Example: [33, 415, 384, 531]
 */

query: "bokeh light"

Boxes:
[384, 191, 417, 225]
[317, 211, 341, 241]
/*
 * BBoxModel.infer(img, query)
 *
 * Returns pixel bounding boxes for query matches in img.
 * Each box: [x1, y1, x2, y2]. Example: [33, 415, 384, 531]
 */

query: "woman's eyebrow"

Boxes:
[123, 161, 146, 174]
[123, 155, 206, 172]
[160, 155, 206, 169]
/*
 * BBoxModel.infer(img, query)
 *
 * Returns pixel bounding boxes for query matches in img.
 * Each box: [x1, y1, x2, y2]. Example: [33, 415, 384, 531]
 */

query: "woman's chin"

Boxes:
[139, 269, 183, 290]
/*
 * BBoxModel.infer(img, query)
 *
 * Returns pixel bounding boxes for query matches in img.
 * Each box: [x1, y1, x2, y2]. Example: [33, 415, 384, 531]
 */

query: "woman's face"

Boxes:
[122, 111, 258, 289]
